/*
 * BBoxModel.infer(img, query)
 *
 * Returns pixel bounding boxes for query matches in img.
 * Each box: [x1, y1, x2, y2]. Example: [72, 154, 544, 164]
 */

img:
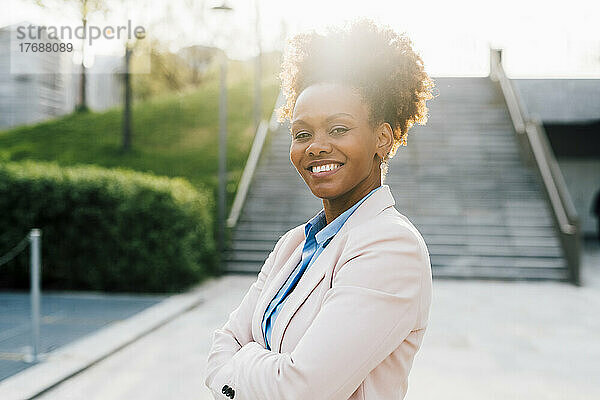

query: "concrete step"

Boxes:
[228, 234, 562, 252]
[224, 244, 563, 264]
[232, 226, 560, 240]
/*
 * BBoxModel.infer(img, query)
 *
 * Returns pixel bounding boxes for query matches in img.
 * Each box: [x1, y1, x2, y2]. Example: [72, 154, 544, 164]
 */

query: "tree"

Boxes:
[34, 0, 109, 113]
[122, 41, 132, 152]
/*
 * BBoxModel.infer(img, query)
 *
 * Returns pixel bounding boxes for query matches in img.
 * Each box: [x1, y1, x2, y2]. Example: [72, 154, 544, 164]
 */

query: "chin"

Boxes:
[306, 181, 345, 200]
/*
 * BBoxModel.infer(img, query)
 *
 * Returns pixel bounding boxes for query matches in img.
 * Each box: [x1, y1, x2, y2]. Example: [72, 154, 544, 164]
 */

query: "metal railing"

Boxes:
[226, 90, 284, 229]
[0, 228, 43, 361]
[490, 48, 581, 285]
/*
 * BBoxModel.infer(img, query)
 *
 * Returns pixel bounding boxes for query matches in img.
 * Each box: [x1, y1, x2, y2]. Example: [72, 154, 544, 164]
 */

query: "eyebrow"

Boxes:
[291, 112, 355, 126]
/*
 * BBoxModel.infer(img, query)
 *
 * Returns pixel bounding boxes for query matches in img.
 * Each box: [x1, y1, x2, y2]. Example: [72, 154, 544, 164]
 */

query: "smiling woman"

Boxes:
[280, 17, 435, 180]
[289, 82, 392, 223]
[205, 17, 435, 400]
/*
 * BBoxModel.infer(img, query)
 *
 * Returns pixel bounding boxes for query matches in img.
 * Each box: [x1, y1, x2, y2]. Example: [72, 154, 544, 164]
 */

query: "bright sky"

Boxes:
[4, 0, 600, 78]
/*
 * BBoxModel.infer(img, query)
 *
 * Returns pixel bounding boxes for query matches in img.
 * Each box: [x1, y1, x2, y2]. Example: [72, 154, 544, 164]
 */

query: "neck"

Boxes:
[322, 173, 381, 225]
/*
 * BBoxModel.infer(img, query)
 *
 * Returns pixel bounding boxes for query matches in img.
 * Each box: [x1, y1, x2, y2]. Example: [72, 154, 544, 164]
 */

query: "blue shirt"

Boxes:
[261, 185, 383, 350]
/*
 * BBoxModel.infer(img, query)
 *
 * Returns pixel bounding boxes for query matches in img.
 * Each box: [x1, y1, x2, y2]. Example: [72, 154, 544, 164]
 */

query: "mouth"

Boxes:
[307, 163, 344, 178]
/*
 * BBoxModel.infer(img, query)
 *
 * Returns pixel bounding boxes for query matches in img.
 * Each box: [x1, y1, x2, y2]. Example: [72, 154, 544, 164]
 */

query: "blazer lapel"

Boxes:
[254, 184, 397, 352]
[269, 246, 329, 353]
[252, 235, 304, 348]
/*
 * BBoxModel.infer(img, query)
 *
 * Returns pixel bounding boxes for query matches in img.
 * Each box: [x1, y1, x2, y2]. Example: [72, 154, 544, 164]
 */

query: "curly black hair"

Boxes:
[277, 18, 436, 177]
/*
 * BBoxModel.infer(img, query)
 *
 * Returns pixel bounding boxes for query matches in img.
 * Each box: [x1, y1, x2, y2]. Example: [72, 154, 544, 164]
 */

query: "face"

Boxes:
[290, 82, 392, 203]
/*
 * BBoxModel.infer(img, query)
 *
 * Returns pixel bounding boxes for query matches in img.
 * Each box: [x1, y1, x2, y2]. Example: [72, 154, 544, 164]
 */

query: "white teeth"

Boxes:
[312, 163, 341, 173]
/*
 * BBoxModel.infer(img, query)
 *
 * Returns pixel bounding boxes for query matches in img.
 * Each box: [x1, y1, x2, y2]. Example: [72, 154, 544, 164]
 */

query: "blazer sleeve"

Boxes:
[204, 228, 293, 396]
[207, 223, 430, 400]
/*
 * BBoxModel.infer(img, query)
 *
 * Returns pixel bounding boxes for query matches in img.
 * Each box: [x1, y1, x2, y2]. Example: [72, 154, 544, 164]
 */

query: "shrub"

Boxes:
[0, 160, 216, 293]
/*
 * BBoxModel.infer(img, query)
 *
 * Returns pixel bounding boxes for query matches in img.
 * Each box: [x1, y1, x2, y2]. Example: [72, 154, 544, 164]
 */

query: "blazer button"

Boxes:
[222, 385, 229, 394]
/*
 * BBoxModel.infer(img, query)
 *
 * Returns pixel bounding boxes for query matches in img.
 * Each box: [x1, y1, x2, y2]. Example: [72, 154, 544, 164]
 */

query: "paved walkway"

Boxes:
[5, 240, 600, 400]
[0, 291, 165, 381]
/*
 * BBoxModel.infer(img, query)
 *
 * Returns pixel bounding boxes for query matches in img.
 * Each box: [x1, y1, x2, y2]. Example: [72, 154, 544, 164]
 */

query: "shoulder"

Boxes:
[281, 224, 305, 245]
[337, 206, 431, 292]
[344, 206, 429, 261]
[338, 207, 432, 328]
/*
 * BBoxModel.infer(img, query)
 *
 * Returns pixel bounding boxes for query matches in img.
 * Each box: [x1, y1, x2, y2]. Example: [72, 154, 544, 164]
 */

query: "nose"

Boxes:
[307, 134, 332, 156]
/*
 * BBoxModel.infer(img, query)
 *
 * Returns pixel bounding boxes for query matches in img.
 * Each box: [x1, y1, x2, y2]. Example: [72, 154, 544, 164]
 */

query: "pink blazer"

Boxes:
[205, 184, 432, 400]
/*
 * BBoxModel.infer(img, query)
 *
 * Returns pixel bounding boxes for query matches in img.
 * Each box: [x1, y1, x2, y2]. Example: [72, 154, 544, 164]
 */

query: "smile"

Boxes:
[308, 163, 343, 177]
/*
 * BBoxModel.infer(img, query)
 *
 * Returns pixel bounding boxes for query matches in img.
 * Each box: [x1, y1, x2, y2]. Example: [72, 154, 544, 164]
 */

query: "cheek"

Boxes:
[344, 138, 374, 168]
[289, 143, 302, 168]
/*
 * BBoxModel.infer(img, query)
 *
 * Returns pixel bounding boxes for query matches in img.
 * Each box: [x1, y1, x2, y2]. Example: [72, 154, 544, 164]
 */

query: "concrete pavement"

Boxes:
[0, 291, 166, 381]
[3, 239, 599, 400]
[27, 276, 250, 400]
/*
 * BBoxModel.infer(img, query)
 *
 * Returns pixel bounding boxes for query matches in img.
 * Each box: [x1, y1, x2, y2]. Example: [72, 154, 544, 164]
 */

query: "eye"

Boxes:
[331, 127, 349, 134]
[294, 131, 310, 139]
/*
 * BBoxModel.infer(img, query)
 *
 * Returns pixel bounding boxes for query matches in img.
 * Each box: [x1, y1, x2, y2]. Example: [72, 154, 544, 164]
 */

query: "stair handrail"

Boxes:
[227, 90, 284, 229]
[489, 48, 581, 285]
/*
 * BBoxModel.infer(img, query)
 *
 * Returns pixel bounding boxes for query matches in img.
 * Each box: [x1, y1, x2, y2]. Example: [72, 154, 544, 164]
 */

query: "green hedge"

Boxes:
[0, 160, 216, 293]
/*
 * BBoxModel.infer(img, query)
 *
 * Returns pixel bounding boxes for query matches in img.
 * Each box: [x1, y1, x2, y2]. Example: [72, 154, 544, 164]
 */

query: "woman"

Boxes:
[205, 18, 435, 400]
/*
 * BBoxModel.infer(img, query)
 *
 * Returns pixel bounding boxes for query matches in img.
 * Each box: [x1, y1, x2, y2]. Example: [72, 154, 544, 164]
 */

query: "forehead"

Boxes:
[292, 82, 369, 124]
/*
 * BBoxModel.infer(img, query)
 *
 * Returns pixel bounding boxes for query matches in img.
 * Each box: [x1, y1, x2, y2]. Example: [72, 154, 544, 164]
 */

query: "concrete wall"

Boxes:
[0, 26, 72, 128]
[556, 158, 600, 238]
[513, 78, 600, 238]
[513, 79, 600, 123]
[0, 24, 123, 130]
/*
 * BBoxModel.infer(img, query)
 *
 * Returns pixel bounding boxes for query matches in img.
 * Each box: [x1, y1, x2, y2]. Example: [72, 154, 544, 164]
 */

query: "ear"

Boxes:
[375, 122, 394, 160]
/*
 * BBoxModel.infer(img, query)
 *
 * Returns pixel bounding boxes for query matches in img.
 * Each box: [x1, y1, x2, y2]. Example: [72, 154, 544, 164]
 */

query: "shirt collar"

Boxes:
[304, 209, 327, 240]
[304, 185, 383, 246]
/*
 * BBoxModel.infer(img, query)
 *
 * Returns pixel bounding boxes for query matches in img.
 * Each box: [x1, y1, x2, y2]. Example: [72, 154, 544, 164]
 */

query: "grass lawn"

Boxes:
[0, 59, 280, 216]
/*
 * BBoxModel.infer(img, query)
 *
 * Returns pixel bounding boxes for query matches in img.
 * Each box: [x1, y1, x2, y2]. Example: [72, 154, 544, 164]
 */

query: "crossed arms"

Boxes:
[205, 223, 427, 400]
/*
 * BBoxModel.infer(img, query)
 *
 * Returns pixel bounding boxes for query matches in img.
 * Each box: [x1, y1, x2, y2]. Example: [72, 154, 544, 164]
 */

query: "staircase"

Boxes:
[224, 77, 569, 281]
